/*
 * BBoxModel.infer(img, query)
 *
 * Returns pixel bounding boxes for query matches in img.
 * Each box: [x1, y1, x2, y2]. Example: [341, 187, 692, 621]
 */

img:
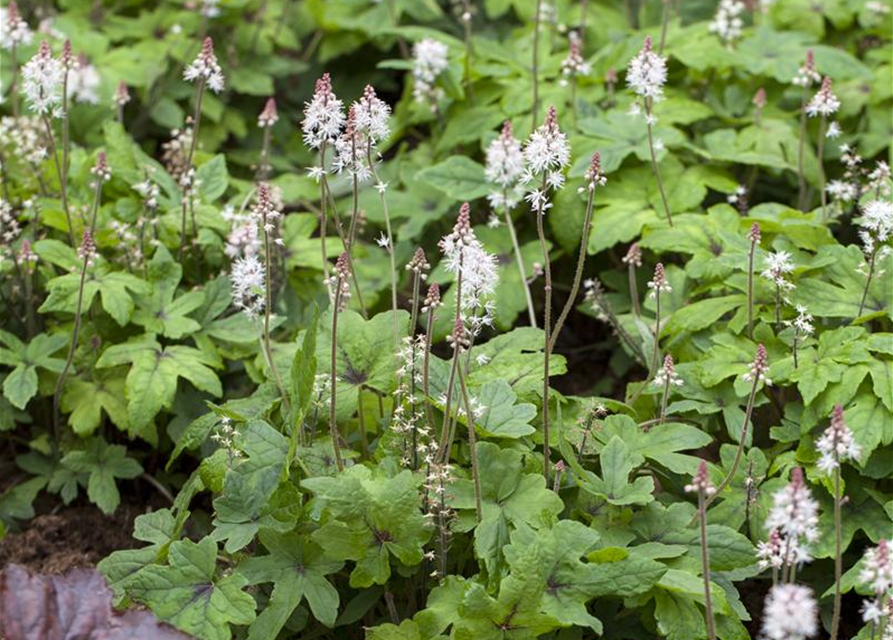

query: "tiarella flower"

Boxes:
[653, 354, 683, 388]
[406, 247, 430, 279]
[825, 121, 842, 138]
[78, 230, 96, 265]
[200, 0, 221, 18]
[728, 185, 748, 212]
[684, 460, 715, 495]
[761, 250, 795, 290]
[806, 77, 840, 118]
[302, 73, 345, 150]
[353, 85, 391, 144]
[113, 81, 130, 108]
[752, 87, 767, 109]
[257, 97, 278, 128]
[331, 107, 372, 182]
[581, 152, 607, 192]
[90, 151, 111, 185]
[792, 49, 821, 88]
[485, 121, 525, 209]
[1, 2, 33, 50]
[784, 304, 814, 336]
[743, 343, 772, 386]
[0, 199, 21, 247]
[231, 254, 265, 317]
[859, 540, 893, 612]
[646, 262, 671, 297]
[816, 404, 861, 474]
[412, 38, 449, 107]
[826, 179, 859, 203]
[439, 203, 499, 325]
[748, 222, 762, 244]
[161, 123, 194, 180]
[329, 252, 352, 310]
[560, 32, 590, 80]
[868, 161, 892, 197]
[626, 35, 667, 101]
[708, 0, 746, 46]
[21, 40, 64, 116]
[622, 242, 642, 267]
[251, 182, 284, 246]
[765, 468, 819, 560]
[521, 107, 570, 214]
[859, 200, 893, 247]
[761, 584, 819, 640]
[0, 115, 47, 165]
[133, 174, 160, 211]
[67, 53, 101, 104]
[422, 282, 441, 313]
[757, 529, 786, 570]
[184, 37, 225, 93]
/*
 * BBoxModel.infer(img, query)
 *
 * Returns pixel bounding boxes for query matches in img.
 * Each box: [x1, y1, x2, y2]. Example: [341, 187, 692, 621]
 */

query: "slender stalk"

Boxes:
[650, 290, 662, 376]
[179, 77, 206, 262]
[645, 100, 673, 227]
[793, 332, 800, 369]
[321, 168, 368, 317]
[701, 377, 759, 513]
[457, 366, 483, 522]
[858, 246, 878, 317]
[367, 145, 398, 347]
[318, 141, 333, 294]
[40, 115, 74, 245]
[422, 301, 437, 438]
[629, 262, 641, 317]
[658, 0, 671, 55]
[503, 194, 537, 327]
[747, 235, 757, 339]
[61, 64, 70, 209]
[356, 386, 370, 459]
[10, 43, 19, 119]
[261, 209, 290, 413]
[532, 0, 543, 132]
[659, 375, 671, 425]
[796, 87, 809, 210]
[549, 177, 596, 352]
[536, 203, 553, 483]
[774, 283, 781, 328]
[437, 255, 463, 462]
[830, 463, 843, 640]
[258, 126, 272, 180]
[698, 491, 718, 640]
[817, 116, 828, 220]
[329, 288, 345, 472]
[461, 2, 475, 103]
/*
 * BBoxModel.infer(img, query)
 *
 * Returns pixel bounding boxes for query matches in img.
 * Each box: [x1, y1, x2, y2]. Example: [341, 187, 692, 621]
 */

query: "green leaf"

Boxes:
[580, 436, 655, 506]
[416, 156, 489, 201]
[197, 155, 229, 202]
[132, 246, 205, 339]
[3, 364, 38, 410]
[62, 375, 129, 436]
[128, 537, 256, 640]
[474, 380, 536, 438]
[239, 531, 343, 638]
[39, 261, 150, 326]
[61, 438, 142, 514]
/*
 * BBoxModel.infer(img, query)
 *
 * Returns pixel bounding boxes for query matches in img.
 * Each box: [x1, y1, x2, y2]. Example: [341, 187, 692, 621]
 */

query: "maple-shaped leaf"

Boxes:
[132, 245, 206, 339]
[578, 436, 655, 506]
[451, 442, 564, 589]
[0, 330, 67, 409]
[61, 372, 129, 436]
[61, 437, 143, 514]
[35, 239, 150, 326]
[238, 530, 343, 638]
[96, 333, 222, 442]
[128, 536, 256, 640]
[303, 465, 429, 588]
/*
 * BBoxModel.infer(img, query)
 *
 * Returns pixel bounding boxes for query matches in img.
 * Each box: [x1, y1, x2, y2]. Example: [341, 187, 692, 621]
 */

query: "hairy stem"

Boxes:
[367, 146, 398, 348]
[796, 87, 808, 210]
[629, 263, 641, 318]
[645, 101, 673, 227]
[532, 0, 543, 132]
[329, 292, 345, 472]
[817, 116, 828, 221]
[747, 238, 756, 339]
[536, 205, 553, 483]
[40, 115, 74, 246]
[698, 491, 718, 640]
[650, 291, 662, 377]
[457, 367, 483, 522]
[503, 196, 537, 328]
[830, 463, 843, 640]
[858, 246, 878, 317]
[262, 212, 290, 413]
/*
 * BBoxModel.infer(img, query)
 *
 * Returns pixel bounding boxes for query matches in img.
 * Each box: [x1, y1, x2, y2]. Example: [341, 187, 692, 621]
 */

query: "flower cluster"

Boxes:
[816, 404, 861, 473]
[743, 343, 772, 386]
[760, 583, 818, 640]
[581, 152, 607, 193]
[522, 107, 570, 214]
[560, 32, 590, 82]
[250, 183, 284, 247]
[764, 468, 820, 566]
[332, 107, 372, 181]
[392, 334, 435, 468]
[21, 40, 64, 117]
[412, 38, 449, 108]
[857, 199, 893, 260]
[626, 36, 667, 101]
[761, 250, 795, 291]
[685, 460, 715, 495]
[859, 539, 893, 624]
[67, 53, 101, 104]
[302, 73, 345, 151]
[708, 0, 746, 46]
[784, 304, 814, 338]
[78, 230, 96, 266]
[210, 416, 243, 465]
[113, 81, 131, 109]
[792, 50, 821, 88]
[330, 252, 352, 310]
[257, 97, 278, 128]
[805, 77, 840, 118]
[184, 37, 225, 93]
[1, 2, 33, 50]
[353, 84, 391, 144]
[161, 123, 195, 181]
[90, 151, 111, 186]
[622, 242, 642, 267]
[653, 354, 683, 388]
[231, 254, 266, 317]
[0, 116, 47, 166]
[646, 262, 671, 297]
[485, 121, 525, 210]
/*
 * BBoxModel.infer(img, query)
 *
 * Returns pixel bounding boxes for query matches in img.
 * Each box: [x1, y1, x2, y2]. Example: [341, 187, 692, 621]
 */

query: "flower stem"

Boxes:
[457, 366, 483, 522]
[549, 183, 595, 352]
[796, 87, 808, 210]
[262, 211, 290, 413]
[858, 246, 878, 317]
[747, 238, 756, 339]
[503, 195, 537, 328]
[658, 0, 671, 55]
[179, 78, 205, 263]
[830, 463, 843, 640]
[698, 491, 718, 640]
[817, 115, 828, 221]
[40, 115, 74, 246]
[532, 0, 543, 132]
[318, 142, 333, 295]
[10, 43, 19, 119]
[629, 263, 641, 318]
[437, 254, 463, 462]
[356, 386, 370, 460]
[659, 375, 671, 425]
[367, 146, 398, 349]
[650, 290, 662, 377]
[329, 294, 345, 472]
[701, 377, 759, 514]
[536, 206, 553, 484]
[645, 101, 673, 227]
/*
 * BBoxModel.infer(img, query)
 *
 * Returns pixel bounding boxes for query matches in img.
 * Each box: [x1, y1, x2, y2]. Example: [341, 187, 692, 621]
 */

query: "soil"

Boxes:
[0, 504, 143, 574]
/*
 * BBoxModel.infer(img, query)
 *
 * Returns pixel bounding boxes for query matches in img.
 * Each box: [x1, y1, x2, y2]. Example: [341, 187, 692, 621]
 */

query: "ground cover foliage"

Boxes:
[0, 0, 891, 639]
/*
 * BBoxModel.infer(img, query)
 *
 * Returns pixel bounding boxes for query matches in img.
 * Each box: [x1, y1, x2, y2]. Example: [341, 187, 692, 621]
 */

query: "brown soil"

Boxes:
[0, 504, 142, 574]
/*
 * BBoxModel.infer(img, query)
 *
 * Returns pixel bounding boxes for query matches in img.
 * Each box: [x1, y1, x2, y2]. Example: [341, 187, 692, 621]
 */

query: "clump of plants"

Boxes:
[0, 1, 891, 640]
